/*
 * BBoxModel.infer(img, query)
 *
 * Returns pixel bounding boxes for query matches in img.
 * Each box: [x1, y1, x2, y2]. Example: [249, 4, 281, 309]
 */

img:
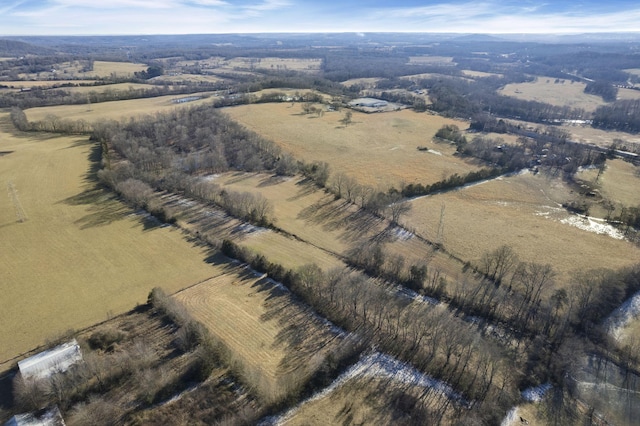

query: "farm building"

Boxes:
[349, 97, 388, 108]
[17, 340, 82, 381]
[4, 406, 65, 426]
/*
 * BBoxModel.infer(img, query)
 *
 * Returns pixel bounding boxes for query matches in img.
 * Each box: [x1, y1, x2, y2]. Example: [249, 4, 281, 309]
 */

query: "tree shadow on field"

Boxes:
[286, 178, 319, 202]
[297, 197, 384, 243]
[59, 142, 129, 229]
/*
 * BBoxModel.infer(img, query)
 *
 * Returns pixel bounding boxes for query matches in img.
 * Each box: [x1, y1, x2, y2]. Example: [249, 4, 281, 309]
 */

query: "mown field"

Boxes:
[0, 115, 218, 368]
[174, 267, 345, 402]
[18, 60, 147, 80]
[499, 77, 606, 112]
[577, 159, 640, 209]
[24, 91, 217, 123]
[404, 170, 640, 283]
[222, 104, 480, 188]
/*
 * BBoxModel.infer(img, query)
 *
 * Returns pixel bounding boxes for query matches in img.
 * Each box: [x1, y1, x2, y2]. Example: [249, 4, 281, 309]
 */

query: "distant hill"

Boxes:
[0, 39, 53, 57]
[450, 34, 506, 43]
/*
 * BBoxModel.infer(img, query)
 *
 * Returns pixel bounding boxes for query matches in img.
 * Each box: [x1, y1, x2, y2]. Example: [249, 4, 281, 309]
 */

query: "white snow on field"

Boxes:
[427, 149, 443, 156]
[259, 351, 467, 426]
[393, 227, 415, 241]
[605, 290, 640, 340]
[200, 174, 220, 181]
[522, 383, 552, 402]
[233, 223, 267, 235]
[560, 215, 625, 239]
[500, 407, 519, 426]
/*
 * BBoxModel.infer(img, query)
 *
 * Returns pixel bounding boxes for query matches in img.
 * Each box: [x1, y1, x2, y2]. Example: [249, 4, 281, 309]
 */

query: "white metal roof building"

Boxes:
[17, 340, 82, 381]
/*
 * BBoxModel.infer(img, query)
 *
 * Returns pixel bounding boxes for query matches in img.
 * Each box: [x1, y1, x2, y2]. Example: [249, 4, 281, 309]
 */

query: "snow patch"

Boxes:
[522, 383, 552, 402]
[233, 223, 267, 235]
[605, 290, 640, 340]
[500, 407, 519, 426]
[200, 174, 220, 181]
[260, 351, 468, 426]
[393, 227, 414, 241]
[427, 149, 443, 156]
[560, 215, 625, 240]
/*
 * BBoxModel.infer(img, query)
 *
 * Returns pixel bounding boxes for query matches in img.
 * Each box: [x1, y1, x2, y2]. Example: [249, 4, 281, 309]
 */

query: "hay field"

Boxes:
[24, 91, 216, 123]
[150, 74, 224, 84]
[50, 82, 154, 95]
[461, 70, 503, 78]
[407, 56, 454, 65]
[499, 77, 605, 112]
[560, 124, 640, 149]
[18, 61, 147, 80]
[174, 268, 343, 400]
[340, 78, 382, 88]
[0, 117, 220, 367]
[211, 172, 479, 291]
[578, 159, 640, 207]
[404, 171, 640, 284]
[0, 80, 97, 89]
[222, 104, 479, 188]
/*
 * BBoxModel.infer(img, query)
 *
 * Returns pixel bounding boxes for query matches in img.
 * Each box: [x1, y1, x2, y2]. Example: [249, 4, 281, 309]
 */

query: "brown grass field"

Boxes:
[0, 114, 219, 369]
[211, 172, 481, 292]
[222, 104, 480, 188]
[49, 82, 155, 95]
[561, 124, 640, 149]
[404, 170, 640, 284]
[18, 61, 147, 80]
[461, 70, 503, 78]
[407, 56, 454, 65]
[577, 159, 640, 208]
[174, 267, 344, 401]
[24, 91, 217, 123]
[499, 77, 605, 112]
[0, 80, 98, 89]
[283, 375, 457, 426]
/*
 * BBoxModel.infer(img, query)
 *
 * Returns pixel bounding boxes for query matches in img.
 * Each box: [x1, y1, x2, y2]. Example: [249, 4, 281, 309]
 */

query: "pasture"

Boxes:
[404, 170, 640, 284]
[24, 91, 217, 123]
[407, 56, 454, 65]
[0, 115, 218, 368]
[17, 61, 147, 80]
[499, 77, 605, 112]
[174, 267, 344, 401]
[577, 159, 640, 208]
[171, 56, 321, 74]
[222, 104, 480, 188]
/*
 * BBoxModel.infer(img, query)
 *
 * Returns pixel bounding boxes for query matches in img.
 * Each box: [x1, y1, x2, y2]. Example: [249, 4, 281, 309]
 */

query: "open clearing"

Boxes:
[174, 267, 344, 400]
[222, 104, 480, 188]
[577, 159, 640, 208]
[24, 91, 217, 123]
[499, 77, 605, 112]
[18, 61, 147, 80]
[0, 115, 218, 368]
[404, 170, 640, 284]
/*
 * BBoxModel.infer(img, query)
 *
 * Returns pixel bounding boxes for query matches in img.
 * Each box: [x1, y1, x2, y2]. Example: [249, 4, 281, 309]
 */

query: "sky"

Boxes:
[1, 0, 640, 36]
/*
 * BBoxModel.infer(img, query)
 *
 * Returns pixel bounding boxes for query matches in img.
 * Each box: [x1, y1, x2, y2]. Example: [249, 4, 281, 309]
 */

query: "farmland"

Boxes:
[2, 33, 640, 426]
[499, 77, 606, 112]
[24, 91, 217, 123]
[174, 267, 346, 402]
[223, 104, 479, 188]
[0, 113, 217, 368]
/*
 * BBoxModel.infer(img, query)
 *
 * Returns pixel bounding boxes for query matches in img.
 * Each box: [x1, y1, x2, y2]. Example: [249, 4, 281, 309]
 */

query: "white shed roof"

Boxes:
[18, 340, 82, 381]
